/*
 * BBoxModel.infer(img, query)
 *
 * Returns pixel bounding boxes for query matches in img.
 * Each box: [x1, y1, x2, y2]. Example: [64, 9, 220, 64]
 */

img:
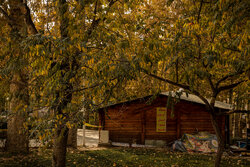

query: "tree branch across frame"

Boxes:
[141, 68, 213, 111]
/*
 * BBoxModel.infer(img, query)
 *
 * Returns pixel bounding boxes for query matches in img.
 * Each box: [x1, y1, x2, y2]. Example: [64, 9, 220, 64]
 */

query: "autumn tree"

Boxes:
[120, 0, 249, 166]
[0, 0, 38, 153]
[22, 0, 138, 166]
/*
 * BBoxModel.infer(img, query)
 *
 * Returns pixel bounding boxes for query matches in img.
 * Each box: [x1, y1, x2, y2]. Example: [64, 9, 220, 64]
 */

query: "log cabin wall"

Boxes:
[99, 95, 226, 144]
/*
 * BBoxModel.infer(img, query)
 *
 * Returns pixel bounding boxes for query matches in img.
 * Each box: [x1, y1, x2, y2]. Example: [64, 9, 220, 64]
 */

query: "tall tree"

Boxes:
[23, 0, 126, 166]
[0, 0, 37, 153]
[51, 0, 71, 166]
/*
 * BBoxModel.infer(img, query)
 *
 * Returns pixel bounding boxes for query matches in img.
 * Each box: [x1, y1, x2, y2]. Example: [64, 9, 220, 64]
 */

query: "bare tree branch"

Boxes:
[202, 63, 216, 93]
[85, 0, 118, 40]
[1, 2, 38, 34]
[207, 75, 216, 93]
[86, 0, 100, 37]
[143, 70, 190, 90]
[222, 45, 241, 52]
[21, 2, 38, 35]
[218, 110, 250, 115]
[215, 70, 246, 89]
[216, 74, 236, 88]
[218, 80, 246, 92]
[197, 0, 204, 23]
[141, 68, 213, 111]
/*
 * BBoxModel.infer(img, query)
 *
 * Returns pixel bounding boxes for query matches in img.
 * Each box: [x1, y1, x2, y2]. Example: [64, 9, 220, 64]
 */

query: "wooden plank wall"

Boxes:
[104, 101, 145, 143]
[175, 101, 225, 138]
[102, 96, 226, 144]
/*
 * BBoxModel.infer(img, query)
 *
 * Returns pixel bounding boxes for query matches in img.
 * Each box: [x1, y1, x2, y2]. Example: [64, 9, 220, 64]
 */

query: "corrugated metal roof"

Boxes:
[160, 92, 232, 110]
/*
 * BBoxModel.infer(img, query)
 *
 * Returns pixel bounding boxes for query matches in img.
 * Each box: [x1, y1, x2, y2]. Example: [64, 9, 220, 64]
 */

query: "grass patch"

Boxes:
[0, 147, 249, 167]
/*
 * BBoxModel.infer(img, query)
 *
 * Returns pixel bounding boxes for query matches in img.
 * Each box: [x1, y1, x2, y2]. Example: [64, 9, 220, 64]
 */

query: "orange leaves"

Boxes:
[66, 121, 72, 129]
[87, 58, 95, 66]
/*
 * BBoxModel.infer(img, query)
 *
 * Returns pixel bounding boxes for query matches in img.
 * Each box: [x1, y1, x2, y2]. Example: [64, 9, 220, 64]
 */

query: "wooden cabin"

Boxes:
[99, 92, 231, 145]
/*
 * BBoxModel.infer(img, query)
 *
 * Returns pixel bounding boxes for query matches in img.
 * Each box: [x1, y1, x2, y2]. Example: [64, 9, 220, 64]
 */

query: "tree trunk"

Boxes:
[6, 74, 29, 153]
[52, 1, 71, 166]
[6, 0, 29, 154]
[7, 117, 29, 153]
[67, 127, 77, 148]
[210, 112, 224, 167]
[52, 126, 68, 167]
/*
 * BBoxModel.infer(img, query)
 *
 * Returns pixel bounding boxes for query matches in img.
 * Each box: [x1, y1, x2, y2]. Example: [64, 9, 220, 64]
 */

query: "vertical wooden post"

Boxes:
[228, 89, 233, 144]
[99, 109, 105, 130]
[229, 114, 233, 144]
[247, 102, 250, 129]
[99, 109, 105, 143]
[98, 117, 101, 144]
[176, 110, 181, 139]
[82, 125, 85, 147]
[141, 110, 146, 144]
